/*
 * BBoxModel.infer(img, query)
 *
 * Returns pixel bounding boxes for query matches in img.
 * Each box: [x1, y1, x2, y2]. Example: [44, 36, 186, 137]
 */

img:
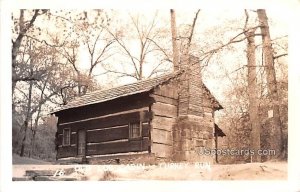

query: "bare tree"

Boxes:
[77, 11, 115, 94]
[244, 10, 261, 162]
[18, 80, 33, 157]
[202, 10, 287, 162]
[12, 10, 68, 92]
[59, 39, 87, 95]
[104, 12, 172, 80]
[181, 9, 201, 55]
[55, 10, 114, 96]
[257, 9, 283, 159]
[12, 10, 47, 91]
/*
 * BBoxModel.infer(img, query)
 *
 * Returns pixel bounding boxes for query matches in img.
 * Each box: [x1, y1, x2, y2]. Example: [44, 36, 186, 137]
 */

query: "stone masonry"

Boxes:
[173, 55, 215, 163]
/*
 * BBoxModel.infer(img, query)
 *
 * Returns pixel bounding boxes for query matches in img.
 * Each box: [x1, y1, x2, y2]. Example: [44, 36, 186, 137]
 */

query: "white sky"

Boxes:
[75, 9, 289, 85]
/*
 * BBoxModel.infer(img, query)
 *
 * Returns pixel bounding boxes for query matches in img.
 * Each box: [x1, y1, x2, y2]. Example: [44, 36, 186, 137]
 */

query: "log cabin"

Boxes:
[52, 55, 224, 164]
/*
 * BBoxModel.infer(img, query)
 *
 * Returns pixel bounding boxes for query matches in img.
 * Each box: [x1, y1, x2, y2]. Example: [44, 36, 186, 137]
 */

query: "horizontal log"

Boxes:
[86, 138, 149, 156]
[33, 176, 56, 181]
[188, 108, 203, 116]
[203, 106, 213, 113]
[151, 142, 172, 158]
[151, 128, 172, 145]
[152, 116, 176, 132]
[87, 124, 150, 143]
[204, 112, 213, 117]
[12, 177, 32, 181]
[150, 94, 178, 106]
[57, 93, 154, 124]
[199, 119, 214, 128]
[26, 168, 75, 177]
[25, 170, 56, 177]
[152, 102, 177, 118]
[57, 146, 77, 159]
[58, 111, 153, 134]
[87, 126, 128, 143]
[153, 83, 178, 99]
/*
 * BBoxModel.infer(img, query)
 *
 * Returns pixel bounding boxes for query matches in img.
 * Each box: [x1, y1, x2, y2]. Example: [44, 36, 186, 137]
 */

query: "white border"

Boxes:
[1, 0, 300, 192]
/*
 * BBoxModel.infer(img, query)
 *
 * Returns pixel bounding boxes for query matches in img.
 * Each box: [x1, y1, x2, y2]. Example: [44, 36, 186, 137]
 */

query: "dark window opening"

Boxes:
[63, 128, 71, 146]
[129, 122, 142, 139]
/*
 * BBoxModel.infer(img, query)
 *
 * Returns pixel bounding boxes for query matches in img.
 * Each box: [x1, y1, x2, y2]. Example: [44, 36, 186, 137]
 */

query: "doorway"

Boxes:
[78, 130, 86, 156]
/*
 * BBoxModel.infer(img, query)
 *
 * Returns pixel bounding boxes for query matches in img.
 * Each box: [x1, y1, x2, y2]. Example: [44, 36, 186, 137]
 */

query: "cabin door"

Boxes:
[78, 130, 86, 156]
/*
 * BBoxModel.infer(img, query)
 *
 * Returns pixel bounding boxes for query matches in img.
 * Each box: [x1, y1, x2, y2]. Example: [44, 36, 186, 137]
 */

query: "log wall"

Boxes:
[150, 82, 178, 159]
[56, 94, 154, 159]
[56, 93, 153, 124]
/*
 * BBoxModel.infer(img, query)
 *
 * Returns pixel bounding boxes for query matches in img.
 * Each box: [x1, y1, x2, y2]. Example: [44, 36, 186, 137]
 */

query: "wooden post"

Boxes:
[215, 132, 218, 163]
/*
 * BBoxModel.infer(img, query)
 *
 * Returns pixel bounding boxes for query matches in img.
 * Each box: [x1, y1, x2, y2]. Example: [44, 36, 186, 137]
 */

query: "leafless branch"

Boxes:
[24, 34, 69, 48]
[273, 53, 288, 60]
[200, 26, 262, 59]
[104, 28, 140, 75]
[106, 69, 138, 80]
[187, 9, 200, 50]
[244, 9, 249, 30]
[146, 37, 172, 63]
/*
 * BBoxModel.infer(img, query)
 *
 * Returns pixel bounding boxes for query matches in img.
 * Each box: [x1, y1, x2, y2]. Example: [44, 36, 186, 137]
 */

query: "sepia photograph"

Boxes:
[1, 1, 300, 191]
[10, 8, 289, 181]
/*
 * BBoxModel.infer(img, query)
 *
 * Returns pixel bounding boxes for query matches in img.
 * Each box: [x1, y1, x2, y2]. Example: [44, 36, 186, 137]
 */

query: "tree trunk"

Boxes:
[30, 107, 40, 157]
[20, 124, 27, 157]
[30, 130, 36, 158]
[19, 72, 34, 157]
[12, 10, 41, 92]
[257, 9, 283, 159]
[245, 29, 261, 162]
[170, 9, 179, 71]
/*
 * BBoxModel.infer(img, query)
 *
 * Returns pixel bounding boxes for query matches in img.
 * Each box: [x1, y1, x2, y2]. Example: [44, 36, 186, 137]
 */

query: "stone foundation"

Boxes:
[172, 115, 214, 163]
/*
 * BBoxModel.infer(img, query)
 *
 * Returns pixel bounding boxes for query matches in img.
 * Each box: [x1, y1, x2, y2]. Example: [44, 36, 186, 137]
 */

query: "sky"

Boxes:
[74, 9, 289, 89]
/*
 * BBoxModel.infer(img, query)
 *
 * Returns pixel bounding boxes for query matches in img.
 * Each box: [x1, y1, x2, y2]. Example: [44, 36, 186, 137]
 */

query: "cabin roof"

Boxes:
[53, 70, 223, 113]
[214, 123, 226, 137]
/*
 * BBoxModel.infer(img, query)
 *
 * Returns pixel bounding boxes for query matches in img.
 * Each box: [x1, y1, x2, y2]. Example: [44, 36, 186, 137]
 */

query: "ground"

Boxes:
[12, 154, 287, 180]
[13, 154, 52, 165]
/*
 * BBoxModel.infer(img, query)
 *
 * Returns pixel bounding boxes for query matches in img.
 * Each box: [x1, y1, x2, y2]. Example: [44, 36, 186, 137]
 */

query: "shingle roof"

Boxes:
[53, 70, 223, 113]
[214, 123, 226, 137]
[53, 71, 182, 113]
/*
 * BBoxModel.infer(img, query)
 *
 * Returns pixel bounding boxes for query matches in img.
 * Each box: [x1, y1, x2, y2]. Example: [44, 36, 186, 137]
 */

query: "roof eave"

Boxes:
[51, 88, 154, 115]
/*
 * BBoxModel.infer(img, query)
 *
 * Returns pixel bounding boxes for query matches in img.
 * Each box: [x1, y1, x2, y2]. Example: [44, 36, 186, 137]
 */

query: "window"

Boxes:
[63, 128, 71, 146]
[129, 122, 142, 139]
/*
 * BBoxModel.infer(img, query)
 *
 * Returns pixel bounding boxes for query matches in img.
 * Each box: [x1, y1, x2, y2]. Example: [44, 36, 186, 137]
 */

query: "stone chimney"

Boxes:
[173, 54, 214, 163]
[178, 54, 204, 117]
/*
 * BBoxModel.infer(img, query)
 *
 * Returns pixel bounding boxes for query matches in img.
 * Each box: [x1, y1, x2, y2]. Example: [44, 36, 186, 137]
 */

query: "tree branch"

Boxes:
[187, 9, 200, 50]
[273, 53, 288, 60]
[24, 34, 68, 48]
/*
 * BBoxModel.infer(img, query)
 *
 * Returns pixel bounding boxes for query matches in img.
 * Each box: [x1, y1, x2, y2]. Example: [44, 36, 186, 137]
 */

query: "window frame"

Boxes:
[62, 128, 71, 146]
[128, 122, 142, 140]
